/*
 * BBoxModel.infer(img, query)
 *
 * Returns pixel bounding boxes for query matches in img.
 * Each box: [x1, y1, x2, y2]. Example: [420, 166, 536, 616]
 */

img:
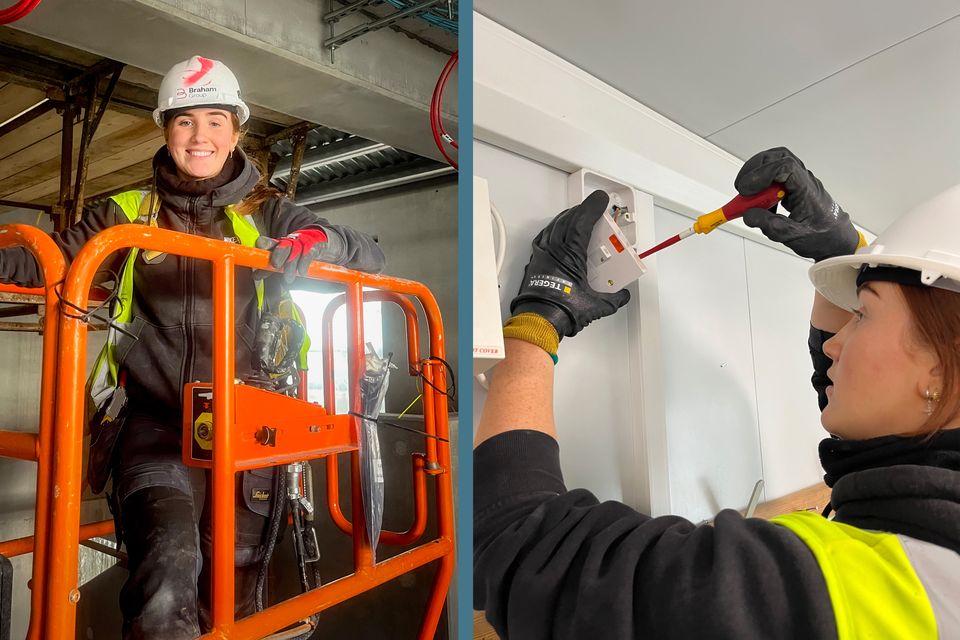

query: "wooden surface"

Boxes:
[0, 84, 45, 124]
[474, 611, 499, 640]
[751, 482, 831, 519]
[472, 482, 832, 639]
[0, 82, 158, 213]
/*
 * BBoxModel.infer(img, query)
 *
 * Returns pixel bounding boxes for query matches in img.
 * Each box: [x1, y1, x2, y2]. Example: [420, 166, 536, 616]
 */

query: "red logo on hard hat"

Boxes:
[176, 89, 186, 98]
[183, 57, 215, 86]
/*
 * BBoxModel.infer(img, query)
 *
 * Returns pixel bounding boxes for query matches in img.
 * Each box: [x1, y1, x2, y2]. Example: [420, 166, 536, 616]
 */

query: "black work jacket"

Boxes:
[0, 148, 385, 414]
[474, 327, 960, 639]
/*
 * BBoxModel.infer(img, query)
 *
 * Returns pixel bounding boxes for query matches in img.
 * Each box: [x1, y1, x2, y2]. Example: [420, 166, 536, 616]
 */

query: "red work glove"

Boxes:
[255, 228, 328, 283]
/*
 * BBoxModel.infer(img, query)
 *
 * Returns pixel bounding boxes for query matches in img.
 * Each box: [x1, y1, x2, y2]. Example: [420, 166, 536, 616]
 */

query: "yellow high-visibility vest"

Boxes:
[773, 510, 938, 639]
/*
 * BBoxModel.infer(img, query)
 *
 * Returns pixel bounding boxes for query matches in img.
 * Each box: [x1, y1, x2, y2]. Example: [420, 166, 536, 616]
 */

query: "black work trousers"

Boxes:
[112, 414, 273, 640]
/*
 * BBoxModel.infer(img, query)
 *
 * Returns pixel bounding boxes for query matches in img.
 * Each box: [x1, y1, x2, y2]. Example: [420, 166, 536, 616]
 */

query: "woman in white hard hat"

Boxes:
[473, 147, 960, 638]
[1, 56, 385, 638]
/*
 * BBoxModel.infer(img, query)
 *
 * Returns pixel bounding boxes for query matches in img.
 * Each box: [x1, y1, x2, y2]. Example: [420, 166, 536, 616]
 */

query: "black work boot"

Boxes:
[119, 486, 202, 639]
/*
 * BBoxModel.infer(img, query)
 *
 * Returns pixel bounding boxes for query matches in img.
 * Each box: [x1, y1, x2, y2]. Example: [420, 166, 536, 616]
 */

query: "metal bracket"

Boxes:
[72, 61, 125, 223]
[324, 0, 445, 49]
[324, 0, 379, 23]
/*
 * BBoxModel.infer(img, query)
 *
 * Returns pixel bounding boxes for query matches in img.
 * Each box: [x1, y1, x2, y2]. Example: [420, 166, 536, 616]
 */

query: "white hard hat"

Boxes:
[810, 183, 960, 310]
[153, 55, 250, 128]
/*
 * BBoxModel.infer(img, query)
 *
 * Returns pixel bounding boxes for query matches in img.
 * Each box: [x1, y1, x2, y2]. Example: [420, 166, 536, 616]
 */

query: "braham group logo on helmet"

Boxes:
[153, 55, 250, 127]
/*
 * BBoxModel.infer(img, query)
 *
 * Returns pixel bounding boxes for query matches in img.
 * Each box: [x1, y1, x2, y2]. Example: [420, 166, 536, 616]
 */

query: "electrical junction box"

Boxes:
[473, 176, 505, 376]
[568, 169, 650, 293]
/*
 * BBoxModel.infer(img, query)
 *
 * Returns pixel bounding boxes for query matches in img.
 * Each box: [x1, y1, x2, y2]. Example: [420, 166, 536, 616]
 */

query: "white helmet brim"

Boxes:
[810, 183, 960, 310]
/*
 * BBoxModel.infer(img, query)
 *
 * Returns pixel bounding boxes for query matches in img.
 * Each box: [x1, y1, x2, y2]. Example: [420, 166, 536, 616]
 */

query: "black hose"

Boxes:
[255, 467, 287, 611]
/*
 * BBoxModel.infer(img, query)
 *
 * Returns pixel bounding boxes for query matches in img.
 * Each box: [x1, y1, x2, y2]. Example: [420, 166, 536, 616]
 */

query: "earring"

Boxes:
[229, 149, 234, 159]
[924, 388, 942, 416]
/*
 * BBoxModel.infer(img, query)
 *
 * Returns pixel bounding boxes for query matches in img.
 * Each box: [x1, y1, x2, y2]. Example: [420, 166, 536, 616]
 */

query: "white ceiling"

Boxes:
[474, 0, 960, 234]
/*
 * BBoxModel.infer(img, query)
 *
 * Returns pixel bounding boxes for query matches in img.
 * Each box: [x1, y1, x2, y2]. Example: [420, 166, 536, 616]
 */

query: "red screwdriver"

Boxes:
[637, 184, 786, 259]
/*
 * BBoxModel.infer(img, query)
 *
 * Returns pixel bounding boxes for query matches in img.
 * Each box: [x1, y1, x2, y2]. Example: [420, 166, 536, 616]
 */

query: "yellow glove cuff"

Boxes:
[503, 313, 560, 364]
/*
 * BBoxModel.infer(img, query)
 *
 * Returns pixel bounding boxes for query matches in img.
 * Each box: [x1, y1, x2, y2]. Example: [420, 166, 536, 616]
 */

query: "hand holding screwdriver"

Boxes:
[735, 147, 864, 261]
[637, 184, 785, 259]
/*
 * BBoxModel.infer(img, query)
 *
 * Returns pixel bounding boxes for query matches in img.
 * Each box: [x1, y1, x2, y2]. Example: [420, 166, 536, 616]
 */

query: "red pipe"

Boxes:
[436, 53, 458, 150]
[0, 0, 42, 24]
[430, 51, 458, 169]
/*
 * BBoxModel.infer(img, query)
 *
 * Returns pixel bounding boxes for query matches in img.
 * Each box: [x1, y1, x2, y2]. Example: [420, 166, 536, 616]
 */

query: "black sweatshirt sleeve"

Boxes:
[264, 197, 386, 274]
[809, 325, 836, 411]
[474, 430, 838, 640]
[0, 200, 125, 287]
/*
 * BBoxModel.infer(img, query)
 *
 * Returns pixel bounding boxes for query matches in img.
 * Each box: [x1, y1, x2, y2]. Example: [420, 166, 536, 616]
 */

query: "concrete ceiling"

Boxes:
[0, 23, 451, 216]
[0, 29, 298, 215]
[10, 0, 458, 163]
[474, 0, 960, 234]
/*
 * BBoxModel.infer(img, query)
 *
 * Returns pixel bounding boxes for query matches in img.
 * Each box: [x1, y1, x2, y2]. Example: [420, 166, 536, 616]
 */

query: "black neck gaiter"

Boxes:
[156, 151, 239, 198]
[819, 428, 960, 488]
[820, 429, 960, 552]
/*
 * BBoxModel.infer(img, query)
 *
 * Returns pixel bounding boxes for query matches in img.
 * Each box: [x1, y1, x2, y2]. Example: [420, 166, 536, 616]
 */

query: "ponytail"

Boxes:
[235, 148, 285, 215]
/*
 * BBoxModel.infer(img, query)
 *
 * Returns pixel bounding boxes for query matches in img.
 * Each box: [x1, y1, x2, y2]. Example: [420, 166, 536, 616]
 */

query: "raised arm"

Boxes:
[473, 189, 836, 640]
[734, 147, 866, 408]
[257, 196, 386, 282]
[0, 199, 126, 287]
[474, 190, 629, 446]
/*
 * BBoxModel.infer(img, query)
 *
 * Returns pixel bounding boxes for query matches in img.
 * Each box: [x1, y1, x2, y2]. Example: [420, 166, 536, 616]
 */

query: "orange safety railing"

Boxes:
[0, 225, 65, 640]
[321, 291, 432, 546]
[41, 224, 454, 639]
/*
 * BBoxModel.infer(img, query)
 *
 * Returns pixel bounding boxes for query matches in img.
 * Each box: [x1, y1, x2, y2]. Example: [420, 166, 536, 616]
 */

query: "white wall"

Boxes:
[654, 206, 823, 522]
[474, 142, 825, 522]
[474, 13, 828, 521]
[475, 143, 648, 506]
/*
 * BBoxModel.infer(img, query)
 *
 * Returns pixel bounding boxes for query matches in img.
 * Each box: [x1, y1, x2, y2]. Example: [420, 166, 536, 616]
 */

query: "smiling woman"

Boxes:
[164, 108, 240, 181]
[0, 54, 386, 639]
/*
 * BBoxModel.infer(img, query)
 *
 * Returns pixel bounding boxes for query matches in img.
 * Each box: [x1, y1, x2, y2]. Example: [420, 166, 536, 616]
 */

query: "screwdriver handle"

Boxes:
[692, 184, 786, 235]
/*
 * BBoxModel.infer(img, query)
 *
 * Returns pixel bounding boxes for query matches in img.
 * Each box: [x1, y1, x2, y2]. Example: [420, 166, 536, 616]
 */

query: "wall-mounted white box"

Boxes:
[473, 176, 505, 375]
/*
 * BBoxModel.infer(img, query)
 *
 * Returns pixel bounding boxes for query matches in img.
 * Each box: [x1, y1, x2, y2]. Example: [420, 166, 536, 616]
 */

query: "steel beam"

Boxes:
[0, 292, 44, 305]
[263, 121, 315, 148]
[285, 131, 308, 200]
[295, 158, 454, 205]
[73, 62, 124, 222]
[56, 100, 75, 232]
[324, 0, 379, 23]
[0, 98, 55, 139]
[0, 200, 52, 213]
[271, 136, 389, 180]
[324, 0, 445, 48]
[0, 42, 74, 90]
[0, 304, 39, 319]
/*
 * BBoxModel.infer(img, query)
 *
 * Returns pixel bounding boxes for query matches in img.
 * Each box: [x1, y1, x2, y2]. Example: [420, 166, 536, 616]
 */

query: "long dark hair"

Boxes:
[235, 143, 284, 216]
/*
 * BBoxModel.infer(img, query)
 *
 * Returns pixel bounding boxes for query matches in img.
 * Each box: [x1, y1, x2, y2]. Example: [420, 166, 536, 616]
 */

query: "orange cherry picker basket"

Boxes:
[0, 223, 455, 639]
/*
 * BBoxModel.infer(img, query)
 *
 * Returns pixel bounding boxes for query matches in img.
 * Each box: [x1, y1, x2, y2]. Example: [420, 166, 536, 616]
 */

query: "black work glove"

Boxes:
[735, 147, 861, 261]
[510, 190, 631, 338]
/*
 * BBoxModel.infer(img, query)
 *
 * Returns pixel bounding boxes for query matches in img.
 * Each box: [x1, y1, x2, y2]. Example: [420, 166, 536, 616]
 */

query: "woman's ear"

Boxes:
[917, 362, 944, 400]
